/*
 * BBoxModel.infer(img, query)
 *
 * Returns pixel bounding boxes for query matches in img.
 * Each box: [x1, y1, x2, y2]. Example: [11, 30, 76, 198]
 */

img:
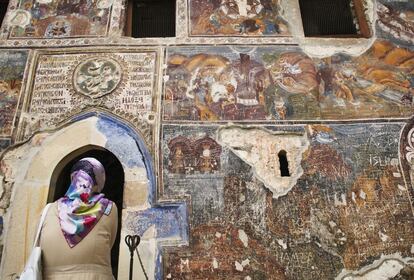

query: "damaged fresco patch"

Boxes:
[189, 0, 290, 36]
[124, 204, 188, 279]
[0, 50, 28, 137]
[163, 42, 413, 121]
[161, 123, 414, 279]
[8, 0, 113, 38]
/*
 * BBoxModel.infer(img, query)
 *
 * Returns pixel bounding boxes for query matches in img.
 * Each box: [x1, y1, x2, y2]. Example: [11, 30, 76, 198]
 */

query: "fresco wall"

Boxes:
[0, 50, 28, 152]
[160, 123, 414, 279]
[7, 0, 113, 38]
[163, 41, 413, 121]
[0, 0, 413, 279]
[189, 0, 290, 36]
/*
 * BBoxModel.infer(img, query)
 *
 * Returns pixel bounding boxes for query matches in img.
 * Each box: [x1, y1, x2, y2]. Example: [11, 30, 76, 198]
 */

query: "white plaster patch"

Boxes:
[238, 229, 249, 248]
[336, 254, 413, 280]
[235, 261, 243, 271]
[398, 184, 407, 191]
[379, 231, 389, 242]
[359, 190, 366, 200]
[277, 239, 287, 250]
[334, 193, 347, 206]
[241, 259, 250, 267]
[212, 258, 219, 269]
[180, 258, 190, 272]
[218, 127, 309, 198]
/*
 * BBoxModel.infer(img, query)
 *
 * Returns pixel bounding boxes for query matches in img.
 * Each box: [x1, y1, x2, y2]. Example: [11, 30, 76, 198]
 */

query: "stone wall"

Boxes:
[0, 0, 413, 279]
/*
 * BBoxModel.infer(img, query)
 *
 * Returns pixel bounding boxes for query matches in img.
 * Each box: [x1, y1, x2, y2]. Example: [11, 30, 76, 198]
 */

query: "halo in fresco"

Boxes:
[8, 10, 32, 27]
[73, 57, 122, 98]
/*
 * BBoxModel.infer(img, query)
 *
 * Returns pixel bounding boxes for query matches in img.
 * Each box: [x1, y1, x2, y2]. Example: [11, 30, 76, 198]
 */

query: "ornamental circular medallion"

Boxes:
[73, 57, 122, 98]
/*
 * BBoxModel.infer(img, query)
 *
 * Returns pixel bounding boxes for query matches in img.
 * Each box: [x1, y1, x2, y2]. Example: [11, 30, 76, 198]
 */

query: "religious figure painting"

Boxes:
[189, 0, 290, 36]
[9, 0, 113, 38]
[163, 41, 413, 121]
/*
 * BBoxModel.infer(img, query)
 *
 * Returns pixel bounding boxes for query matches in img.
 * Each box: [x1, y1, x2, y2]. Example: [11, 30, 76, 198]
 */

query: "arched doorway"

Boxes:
[0, 113, 188, 280]
[49, 146, 125, 278]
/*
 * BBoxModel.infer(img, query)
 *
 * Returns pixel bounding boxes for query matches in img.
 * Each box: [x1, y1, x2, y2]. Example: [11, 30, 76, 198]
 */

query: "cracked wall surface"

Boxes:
[0, 0, 413, 279]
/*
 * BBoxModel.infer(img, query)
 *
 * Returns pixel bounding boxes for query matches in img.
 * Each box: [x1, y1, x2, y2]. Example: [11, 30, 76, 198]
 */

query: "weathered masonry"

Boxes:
[0, 0, 413, 279]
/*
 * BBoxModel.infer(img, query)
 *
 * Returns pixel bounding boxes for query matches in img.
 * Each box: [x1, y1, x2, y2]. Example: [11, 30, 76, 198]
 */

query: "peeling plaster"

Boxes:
[336, 254, 414, 280]
[218, 126, 309, 198]
[238, 229, 249, 248]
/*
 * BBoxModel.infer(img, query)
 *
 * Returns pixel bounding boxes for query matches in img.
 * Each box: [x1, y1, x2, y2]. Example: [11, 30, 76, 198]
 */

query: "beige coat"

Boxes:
[39, 202, 118, 280]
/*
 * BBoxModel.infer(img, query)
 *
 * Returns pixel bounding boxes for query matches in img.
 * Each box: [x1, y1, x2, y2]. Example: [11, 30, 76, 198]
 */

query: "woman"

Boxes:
[39, 157, 118, 280]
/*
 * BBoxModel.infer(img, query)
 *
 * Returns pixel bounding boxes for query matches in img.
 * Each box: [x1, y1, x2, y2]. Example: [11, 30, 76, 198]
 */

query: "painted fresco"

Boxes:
[376, 1, 414, 47]
[189, 0, 290, 36]
[0, 139, 11, 153]
[161, 123, 414, 279]
[163, 41, 414, 121]
[0, 51, 28, 137]
[8, 0, 113, 38]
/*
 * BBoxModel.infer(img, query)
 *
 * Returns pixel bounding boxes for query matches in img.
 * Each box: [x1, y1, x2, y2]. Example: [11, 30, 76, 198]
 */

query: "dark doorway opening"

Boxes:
[278, 150, 290, 177]
[0, 0, 8, 26]
[299, 0, 368, 37]
[127, 0, 176, 38]
[50, 147, 124, 279]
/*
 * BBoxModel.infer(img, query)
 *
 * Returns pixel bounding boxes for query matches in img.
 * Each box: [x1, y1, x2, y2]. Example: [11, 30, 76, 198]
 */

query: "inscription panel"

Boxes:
[28, 51, 157, 132]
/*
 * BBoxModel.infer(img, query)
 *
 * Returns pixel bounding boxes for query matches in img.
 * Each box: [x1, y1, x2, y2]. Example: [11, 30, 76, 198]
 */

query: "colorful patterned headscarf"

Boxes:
[58, 157, 112, 248]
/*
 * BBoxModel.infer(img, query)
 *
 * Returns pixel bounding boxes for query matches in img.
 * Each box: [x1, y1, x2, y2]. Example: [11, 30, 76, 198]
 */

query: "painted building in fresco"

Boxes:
[0, 0, 413, 279]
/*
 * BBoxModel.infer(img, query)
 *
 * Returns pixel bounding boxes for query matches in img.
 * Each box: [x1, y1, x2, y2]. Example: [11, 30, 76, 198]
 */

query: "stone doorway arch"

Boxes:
[0, 113, 188, 280]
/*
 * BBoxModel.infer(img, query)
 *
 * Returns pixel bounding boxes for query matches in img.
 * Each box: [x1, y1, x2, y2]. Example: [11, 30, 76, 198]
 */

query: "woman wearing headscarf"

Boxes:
[39, 158, 118, 280]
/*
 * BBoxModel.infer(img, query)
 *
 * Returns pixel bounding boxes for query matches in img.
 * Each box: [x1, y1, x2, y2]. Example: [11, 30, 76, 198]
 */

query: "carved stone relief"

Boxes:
[21, 50, 158, 147]
[73, 57, 122, 98]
